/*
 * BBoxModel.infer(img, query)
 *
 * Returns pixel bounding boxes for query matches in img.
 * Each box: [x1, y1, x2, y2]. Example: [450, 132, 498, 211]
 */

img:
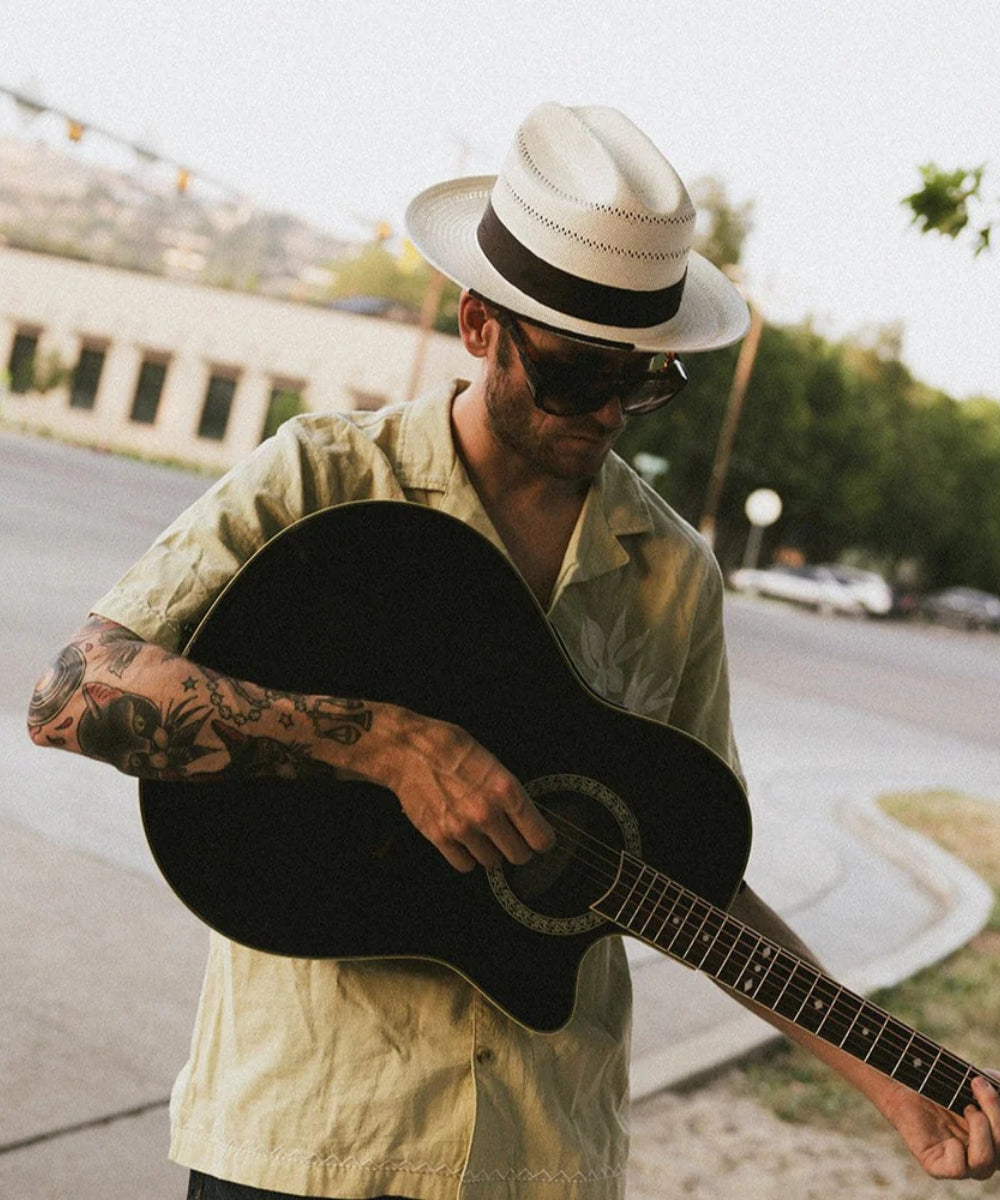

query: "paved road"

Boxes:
[4, 428, 998, 746]
[726, 594, 1000, 750]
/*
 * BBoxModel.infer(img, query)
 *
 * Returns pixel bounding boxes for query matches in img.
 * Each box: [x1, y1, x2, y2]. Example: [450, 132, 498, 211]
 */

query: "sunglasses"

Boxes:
[494, 309, 688, 418]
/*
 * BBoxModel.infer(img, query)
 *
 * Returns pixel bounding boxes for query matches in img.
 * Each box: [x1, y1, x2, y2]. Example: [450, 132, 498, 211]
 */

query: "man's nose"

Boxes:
[591, 394, 627, 429]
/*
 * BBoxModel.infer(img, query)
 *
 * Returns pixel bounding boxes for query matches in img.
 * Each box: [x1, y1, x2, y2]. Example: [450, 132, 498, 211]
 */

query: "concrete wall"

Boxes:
[0, 246, 471, 471]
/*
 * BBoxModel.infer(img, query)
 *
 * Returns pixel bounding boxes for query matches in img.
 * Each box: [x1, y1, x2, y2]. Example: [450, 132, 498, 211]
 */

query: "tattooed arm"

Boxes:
[27, 616, 553, 872]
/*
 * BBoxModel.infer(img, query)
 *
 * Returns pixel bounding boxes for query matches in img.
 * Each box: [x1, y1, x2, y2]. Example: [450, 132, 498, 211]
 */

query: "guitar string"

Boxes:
[530, 803, 979, 1101]
[537, 806, 974, 1099]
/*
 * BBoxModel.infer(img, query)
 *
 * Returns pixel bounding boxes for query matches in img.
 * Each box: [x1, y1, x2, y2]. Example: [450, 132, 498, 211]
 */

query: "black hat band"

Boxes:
[476, 200, 686, 329]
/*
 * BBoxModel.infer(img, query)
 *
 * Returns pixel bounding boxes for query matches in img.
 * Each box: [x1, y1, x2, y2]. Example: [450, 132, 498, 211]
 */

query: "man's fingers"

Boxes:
[959, 1078, 1000, 1180]
[510, 796, 557, 854]
[438, 839, 479, 874]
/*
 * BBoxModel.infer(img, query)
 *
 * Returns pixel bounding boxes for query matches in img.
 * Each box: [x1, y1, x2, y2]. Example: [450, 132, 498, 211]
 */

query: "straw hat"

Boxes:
[405, 102, 749, 352]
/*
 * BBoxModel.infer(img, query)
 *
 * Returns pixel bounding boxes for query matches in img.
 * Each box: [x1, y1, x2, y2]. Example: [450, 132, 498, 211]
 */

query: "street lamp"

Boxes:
[742, 487, 782, 569]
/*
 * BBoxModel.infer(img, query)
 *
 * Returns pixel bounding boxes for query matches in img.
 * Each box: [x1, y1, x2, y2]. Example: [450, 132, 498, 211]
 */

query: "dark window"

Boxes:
[197, 372, 237, 440]
[70, 346, 106, 410]
[260, 383, 304, 442]
[130, 358, 168, 424]
[7, 331, 39, 395]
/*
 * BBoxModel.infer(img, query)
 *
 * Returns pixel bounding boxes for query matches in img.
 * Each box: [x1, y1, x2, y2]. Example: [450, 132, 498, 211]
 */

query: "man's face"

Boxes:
[483, 318, 636, 483]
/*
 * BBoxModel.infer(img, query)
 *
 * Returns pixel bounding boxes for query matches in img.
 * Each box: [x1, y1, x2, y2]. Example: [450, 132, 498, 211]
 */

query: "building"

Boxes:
[0, 246, 470, 471]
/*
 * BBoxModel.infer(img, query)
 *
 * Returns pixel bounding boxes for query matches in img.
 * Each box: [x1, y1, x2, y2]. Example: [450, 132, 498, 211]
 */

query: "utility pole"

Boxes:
[404, 267, 448, 401]
[699, 302, 764, 549]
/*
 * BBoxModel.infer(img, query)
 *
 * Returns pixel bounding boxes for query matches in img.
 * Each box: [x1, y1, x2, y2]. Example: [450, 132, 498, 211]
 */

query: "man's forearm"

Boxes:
[27, 615, 555, 873]
[27, 615, 378, 781]
[725, 885, 937, 1117]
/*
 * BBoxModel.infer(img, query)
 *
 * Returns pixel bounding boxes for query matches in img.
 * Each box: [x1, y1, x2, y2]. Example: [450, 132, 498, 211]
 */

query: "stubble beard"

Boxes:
[482, 364, 615, 484]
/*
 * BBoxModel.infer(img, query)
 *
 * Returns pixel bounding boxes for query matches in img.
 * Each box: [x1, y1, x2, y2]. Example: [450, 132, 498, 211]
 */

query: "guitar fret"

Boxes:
[663, 896, 709, 960]
[790, 973, 841, 1034]
[896, 1037, 967, 1106]
[609, 864, 658, 928]
[718, 928, 761, 989]
[715, 931, 758, 988]
[946, 1065, 976, 1113]
[695, 914, 739, 978]
[641, 879, 684, 942]
[858, 1011, 891, 1068]
[630, 868, 661, 931]
[692, 909, 728, 970]
[770, 960, 807, 1021]
[657, 890, 700, 955]
[731, 939, 786, 1004]
[917, 1045, 944, 1094]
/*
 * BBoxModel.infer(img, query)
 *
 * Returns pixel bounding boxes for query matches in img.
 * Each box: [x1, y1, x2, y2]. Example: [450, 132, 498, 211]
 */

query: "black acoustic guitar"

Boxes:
[141, 500, 987, 1115]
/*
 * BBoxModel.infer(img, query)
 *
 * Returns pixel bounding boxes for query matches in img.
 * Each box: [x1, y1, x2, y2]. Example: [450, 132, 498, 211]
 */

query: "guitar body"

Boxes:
[141, 500, 751, 1032]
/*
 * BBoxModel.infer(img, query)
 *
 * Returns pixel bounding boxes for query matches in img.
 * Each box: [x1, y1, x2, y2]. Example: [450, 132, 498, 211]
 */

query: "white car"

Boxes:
[820, 565, 894, 617]
[728, 564, 865, 616]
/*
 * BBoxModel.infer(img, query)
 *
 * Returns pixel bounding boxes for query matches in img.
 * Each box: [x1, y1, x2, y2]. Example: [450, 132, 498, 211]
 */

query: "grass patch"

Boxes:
[738, 790, 1000, 1138]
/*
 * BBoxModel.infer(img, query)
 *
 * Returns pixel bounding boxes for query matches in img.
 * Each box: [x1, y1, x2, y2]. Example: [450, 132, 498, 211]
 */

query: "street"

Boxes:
[3, 428, 998, 746]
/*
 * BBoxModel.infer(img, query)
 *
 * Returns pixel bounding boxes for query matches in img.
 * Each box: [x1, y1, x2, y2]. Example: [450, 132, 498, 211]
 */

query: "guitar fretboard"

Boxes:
[592, 854, 980, 1114]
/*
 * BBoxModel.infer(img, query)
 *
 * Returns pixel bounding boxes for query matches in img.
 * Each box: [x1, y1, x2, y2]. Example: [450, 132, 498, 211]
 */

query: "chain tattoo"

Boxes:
[29, 618, 374, 778]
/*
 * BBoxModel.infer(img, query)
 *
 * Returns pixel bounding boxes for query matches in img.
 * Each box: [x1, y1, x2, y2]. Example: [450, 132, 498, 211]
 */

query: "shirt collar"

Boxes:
[393, 380, 656, 590]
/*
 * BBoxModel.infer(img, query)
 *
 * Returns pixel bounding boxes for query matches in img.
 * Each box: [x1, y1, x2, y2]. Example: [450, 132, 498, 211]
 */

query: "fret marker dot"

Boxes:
[813, 1000, 824, 1011]
[913, 1058, 923, 1069]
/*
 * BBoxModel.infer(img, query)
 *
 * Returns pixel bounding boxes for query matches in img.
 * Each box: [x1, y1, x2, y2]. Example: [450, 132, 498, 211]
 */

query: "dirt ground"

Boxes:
[627, 1069, 1000, 1199]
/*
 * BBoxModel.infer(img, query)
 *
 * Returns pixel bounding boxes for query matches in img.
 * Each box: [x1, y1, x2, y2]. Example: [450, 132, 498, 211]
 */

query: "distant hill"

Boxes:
[0, 135, 356, 301]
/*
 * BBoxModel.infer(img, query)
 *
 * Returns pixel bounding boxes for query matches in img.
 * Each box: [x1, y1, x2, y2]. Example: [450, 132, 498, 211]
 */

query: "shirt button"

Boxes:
[475, 1048, 494, 1065]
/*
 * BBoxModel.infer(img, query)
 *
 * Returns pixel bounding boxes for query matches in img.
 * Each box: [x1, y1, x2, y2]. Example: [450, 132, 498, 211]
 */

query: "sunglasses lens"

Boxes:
[500, 311, 686, 417]
[538, 361, 686, 416]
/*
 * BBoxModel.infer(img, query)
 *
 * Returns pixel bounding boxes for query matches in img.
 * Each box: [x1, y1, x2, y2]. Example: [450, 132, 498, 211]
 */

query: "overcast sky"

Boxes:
[4, 0, 998, 399]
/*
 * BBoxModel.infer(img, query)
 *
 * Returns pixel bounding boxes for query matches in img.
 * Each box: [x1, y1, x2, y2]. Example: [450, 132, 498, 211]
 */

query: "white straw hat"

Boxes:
[405, 102, 750, 353]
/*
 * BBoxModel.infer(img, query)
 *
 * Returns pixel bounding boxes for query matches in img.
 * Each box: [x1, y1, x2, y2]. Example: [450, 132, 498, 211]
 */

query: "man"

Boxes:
[28, 103, 999, 1198]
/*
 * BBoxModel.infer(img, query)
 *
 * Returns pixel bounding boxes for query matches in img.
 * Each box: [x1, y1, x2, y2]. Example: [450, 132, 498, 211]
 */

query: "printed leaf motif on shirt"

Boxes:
[573, 610, 676, 717]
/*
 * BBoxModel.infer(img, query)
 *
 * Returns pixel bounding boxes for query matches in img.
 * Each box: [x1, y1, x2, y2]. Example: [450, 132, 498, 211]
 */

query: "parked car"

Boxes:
[727, 564, 865, 616]
[919, 587, 1000, 631]
[819, 565, 894, 617]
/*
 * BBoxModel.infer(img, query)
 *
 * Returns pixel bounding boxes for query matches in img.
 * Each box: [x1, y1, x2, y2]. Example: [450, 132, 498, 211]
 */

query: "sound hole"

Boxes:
[487, 774, 640, 937]
[506, 789, 623, 916]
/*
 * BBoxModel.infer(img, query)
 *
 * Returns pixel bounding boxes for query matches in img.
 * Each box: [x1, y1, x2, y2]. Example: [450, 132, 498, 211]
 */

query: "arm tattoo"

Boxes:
[31, 616, 374, 778]
[308, 697, 374, 745]
[96, 627, 142, 678]
[28, 644, 86, 730]
[77, 683, 213, 776]
[212, 720, 342, 779]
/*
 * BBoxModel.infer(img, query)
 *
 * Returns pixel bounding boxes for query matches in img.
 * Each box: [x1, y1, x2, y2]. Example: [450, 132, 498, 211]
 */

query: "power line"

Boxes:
[0, 82, 247, 199]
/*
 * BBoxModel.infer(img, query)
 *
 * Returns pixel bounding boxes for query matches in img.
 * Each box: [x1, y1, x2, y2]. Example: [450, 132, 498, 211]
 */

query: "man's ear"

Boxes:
[458, 291, 495, 358]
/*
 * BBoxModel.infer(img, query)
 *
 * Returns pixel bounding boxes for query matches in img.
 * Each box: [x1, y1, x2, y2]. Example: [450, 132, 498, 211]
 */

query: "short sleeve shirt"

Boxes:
[93, 381, 744, 1199]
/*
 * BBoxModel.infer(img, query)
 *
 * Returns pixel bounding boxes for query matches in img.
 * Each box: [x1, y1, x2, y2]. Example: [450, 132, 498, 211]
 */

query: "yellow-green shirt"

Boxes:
[93, 382, 743, 1199]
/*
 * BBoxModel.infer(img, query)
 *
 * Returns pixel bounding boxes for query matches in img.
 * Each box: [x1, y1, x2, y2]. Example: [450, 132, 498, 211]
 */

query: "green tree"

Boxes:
[325, 241, 461, 334]
[690, 176, 755, 272]
[904, 163, 995, 256]
[621, 311, 1000, 590]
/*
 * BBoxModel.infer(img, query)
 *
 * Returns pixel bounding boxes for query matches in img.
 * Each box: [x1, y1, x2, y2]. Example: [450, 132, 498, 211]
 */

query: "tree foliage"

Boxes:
[324, 240, 462, 333]
[618, 323, 1000, 593]
[904, 163, 994, 256]
[690, 176, 755, 272]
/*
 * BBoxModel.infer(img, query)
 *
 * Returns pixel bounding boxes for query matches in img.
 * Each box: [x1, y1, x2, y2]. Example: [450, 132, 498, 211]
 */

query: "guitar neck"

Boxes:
[592, 852, 982, 1115]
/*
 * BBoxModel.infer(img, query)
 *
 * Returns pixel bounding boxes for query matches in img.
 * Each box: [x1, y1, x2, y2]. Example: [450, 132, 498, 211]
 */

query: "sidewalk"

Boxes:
[3, 681, 998, 1198]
